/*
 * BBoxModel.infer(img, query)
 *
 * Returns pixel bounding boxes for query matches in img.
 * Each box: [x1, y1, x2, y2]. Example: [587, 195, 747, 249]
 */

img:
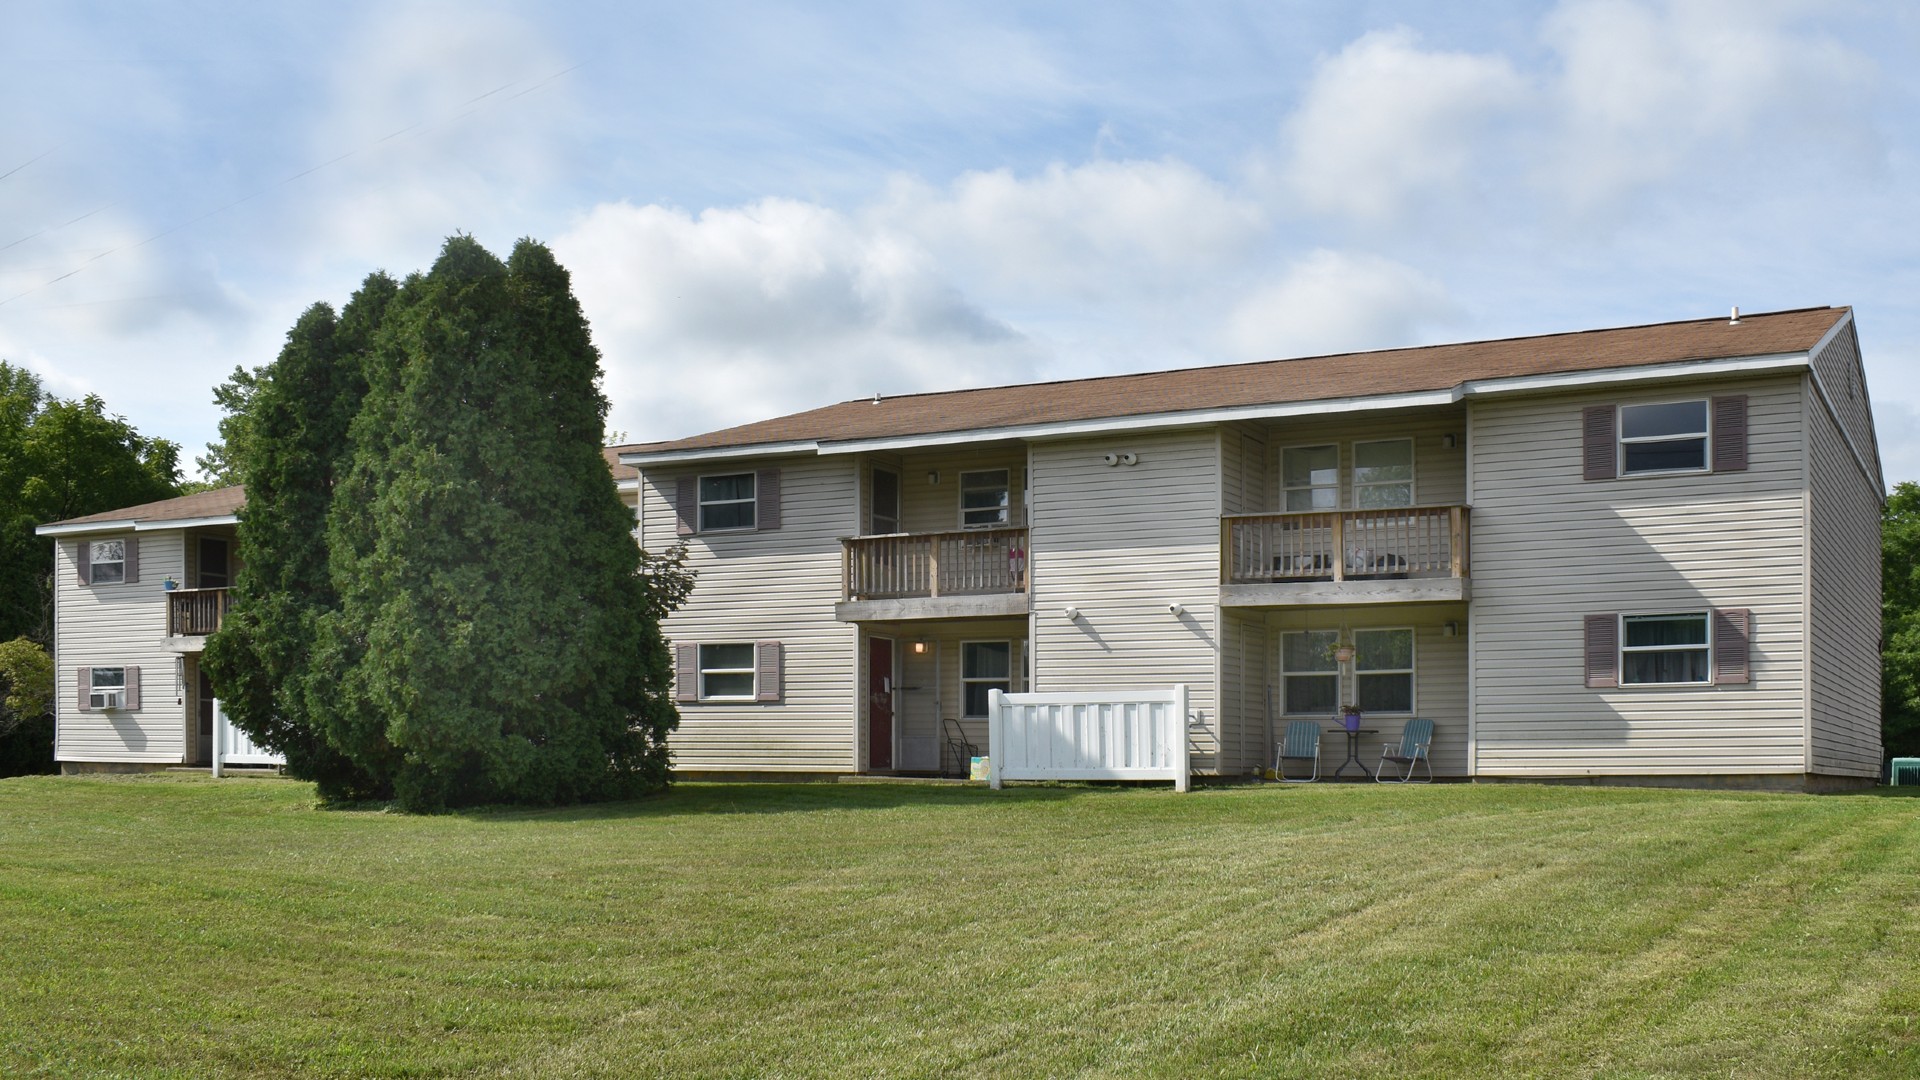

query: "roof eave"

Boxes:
[37, 514, 240, 537]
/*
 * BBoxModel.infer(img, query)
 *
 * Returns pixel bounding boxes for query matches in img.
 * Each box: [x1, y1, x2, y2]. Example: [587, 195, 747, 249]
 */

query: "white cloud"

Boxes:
[1278, 27, 1526, 223]
[1222, 250, 1458, 360]
[1541, 0, 1875, 206]
[553, 198, 1039, 442]
[882, 159, 1268, 302]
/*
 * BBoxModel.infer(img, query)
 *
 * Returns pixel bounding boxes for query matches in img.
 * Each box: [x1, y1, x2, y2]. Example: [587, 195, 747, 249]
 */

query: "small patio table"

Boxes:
[1324, 726, 1379, 780]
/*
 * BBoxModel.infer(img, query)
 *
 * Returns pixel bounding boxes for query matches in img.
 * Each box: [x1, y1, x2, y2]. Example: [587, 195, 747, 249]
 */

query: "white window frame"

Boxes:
[697, 643, 758, 701]
[958, 469, 1011, 529]
[1619, 612, 1713, 686]
[1353, 627, 1416, 714]
[1618, 400, 1711, 477]
[89, 539, 127, 585]
[89, 666, 127, 710]
[960, 639, 1013, 718]
[1280, 629, 1341, 716]
[1280, 444, 1341, 513]
[697, 472, 757, 532]
[1351, 438, 1416, 509]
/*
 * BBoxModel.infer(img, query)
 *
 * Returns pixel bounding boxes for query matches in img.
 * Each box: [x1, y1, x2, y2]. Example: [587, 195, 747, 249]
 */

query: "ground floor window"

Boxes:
[89, 667, 127, 709]
[698, 644, 756, 700]
[1281, 630, 1339, 715]
[1354, 628, 1414, 712]
[1620, 613, 1710, 684]
[962, 641, 1012, 717]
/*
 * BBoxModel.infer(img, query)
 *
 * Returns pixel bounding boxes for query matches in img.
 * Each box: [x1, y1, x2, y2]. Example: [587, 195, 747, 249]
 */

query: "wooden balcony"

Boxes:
[837, 528, 1030, 621]
[167, 587, 231, 639]
[1221, 506, 1470, 606]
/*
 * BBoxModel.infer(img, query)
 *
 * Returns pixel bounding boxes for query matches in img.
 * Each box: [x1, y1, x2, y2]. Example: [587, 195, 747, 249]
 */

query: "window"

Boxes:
[1282, 446, 1339, 512]
[960, 469, 1010, 528]
[698, 473, 756, 531]
[870, 469, 900, 534]
[199, 537, 231, 589]
[1620, 613, 1710, 685]
[1352, 439, 1414, 508]
[90, 667, 127, 710]
[1619, 401, 1708, 475]
[1281, 630, 1339, 715]
[962, 641, 1012, 717]
[698, 644, 757, 700]
[1354, 628, 1414, 712]
[89, 540, 126, 584]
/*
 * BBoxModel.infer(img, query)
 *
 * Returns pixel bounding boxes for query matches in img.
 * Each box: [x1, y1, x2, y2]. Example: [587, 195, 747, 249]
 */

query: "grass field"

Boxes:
[2, 776, 1917, 1078]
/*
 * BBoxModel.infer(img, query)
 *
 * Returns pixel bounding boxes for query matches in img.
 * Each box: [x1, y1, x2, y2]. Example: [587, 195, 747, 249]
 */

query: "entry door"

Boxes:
[869, 638, 894, 771]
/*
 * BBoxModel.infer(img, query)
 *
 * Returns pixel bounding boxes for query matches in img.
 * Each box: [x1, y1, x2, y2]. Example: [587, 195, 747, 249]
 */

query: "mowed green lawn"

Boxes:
[2, 777, 1918, 1078]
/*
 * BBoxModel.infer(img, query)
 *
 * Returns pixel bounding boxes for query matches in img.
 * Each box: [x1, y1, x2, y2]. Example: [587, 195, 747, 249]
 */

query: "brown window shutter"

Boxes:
[1711, 395, 1749, 472]
[755, 641, 783, 702]
[78, 667, 92, 712]
[1584, 614, 1619, 688]
[1713, 609, 1751, 685]
[675, 477, 697, 536]
[126, 666, 141, 710]
[756, 468, 781, 531]
[124, 537, 140, 584]
[674, 643, 697, 702]
[1582, 406, 1616, 480]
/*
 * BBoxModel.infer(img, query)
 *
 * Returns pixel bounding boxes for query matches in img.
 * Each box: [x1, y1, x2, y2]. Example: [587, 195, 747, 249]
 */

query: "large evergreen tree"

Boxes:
[1883, 481, 1920, 759]
[234, 236, 680, 809]
[202, 277, 395, 798]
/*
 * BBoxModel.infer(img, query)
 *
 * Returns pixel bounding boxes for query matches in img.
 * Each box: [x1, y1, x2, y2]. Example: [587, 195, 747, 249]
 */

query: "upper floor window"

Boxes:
[1282, 446, 1339, 512]
[1620, 613, 1710, 685]
[960, 469, 1009, 528]
[199, 537, 231, 589]
[89, 540, 127, 584]
[1352, 440, 1414, 508]
[1619, 401, 1708, 475]
[870, 469, 901, 534]
[699, 473, 756, 531]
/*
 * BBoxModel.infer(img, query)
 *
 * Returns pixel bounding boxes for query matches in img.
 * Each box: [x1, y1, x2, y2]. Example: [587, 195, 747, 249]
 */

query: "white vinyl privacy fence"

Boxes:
[211, 699, 285, 776]
[986, 686, 1191, 792]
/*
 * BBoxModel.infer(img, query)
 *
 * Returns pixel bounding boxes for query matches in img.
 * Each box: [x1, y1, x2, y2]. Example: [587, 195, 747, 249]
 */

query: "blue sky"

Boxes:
[4, 1, 1917, 484]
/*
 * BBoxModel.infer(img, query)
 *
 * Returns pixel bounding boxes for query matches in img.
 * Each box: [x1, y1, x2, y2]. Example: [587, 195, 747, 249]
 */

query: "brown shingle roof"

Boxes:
[48, 485, 247, 528]
[638, 306, 1848, 454]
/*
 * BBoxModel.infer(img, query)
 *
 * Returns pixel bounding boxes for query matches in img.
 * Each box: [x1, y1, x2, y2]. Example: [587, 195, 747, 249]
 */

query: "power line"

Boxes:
[0, 147, 59, 183]
[0, 64, 581, 310]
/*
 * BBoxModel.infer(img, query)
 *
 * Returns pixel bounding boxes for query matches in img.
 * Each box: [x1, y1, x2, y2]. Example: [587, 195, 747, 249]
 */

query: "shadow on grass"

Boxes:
[450, 780, 1189, 824]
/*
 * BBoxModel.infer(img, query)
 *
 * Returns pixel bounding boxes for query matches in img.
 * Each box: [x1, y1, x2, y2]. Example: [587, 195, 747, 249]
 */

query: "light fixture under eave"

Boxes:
[912, 641, 928, 655]
[927, 470, 939, 484]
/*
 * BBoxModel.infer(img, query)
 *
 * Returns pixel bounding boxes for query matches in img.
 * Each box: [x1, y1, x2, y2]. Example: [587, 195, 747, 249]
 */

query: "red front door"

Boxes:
[869, 638, 894, 771]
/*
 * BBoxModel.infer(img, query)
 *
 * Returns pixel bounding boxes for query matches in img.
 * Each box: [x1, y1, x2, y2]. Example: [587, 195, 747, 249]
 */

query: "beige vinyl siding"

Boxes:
[1029, 429, 1222, 771]
[1259, 407, 1467, 509]
[643, 457, 859, 772]
[1217, 608, 1269, 775]
[1220, 423, 1269, 516]
[1469, 376, 1807, 776]
[51, 531, 189, 764]
[1267, 604, 1468, 777]
[1808, 321, 1882, 483]
[894, 445, 1027, 533]
[1806, 375, 1883, 776]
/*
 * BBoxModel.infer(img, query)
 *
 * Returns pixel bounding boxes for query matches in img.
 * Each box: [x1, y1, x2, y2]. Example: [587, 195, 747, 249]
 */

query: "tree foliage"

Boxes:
[0, 636, 53, 739]
[0, 363, 181, 644]
[1883, 481, 1920, 759]
[210, 236, 685, 810]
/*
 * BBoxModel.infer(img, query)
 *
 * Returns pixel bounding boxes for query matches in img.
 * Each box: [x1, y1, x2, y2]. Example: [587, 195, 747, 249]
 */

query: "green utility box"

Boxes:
[1891, 758, 1920, 786]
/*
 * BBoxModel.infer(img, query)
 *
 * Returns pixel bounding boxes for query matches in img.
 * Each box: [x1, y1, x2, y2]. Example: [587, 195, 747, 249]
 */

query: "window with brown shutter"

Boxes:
[77, 666, 92, 712]
[1584, 614, 1619, 688]
[76, 542, 91, 585]
[1712, 608, 1751, 684]
[1711, 395, 1749, 472]
[756, 468, 782, 532]
[1582, 406, 1617, 480]
[754, 641, 783, 702]
[674, 477, 697, 536]
[673, 643, 697, 702]
[124, 537, 139, 584]
[125, 666, 141, 710]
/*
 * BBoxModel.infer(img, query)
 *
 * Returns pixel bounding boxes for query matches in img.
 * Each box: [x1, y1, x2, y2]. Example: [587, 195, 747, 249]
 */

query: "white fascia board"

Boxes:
[813, 391, 1460, 455]
[1460, 352, 1809, 398]
[38, 514, 239, 537]
[619, 440, 819, 467]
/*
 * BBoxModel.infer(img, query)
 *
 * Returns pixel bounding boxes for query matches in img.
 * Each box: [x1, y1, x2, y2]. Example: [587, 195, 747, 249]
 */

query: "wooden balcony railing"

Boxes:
[167, 587, 231, 637]
[844, 527, 1029, 600]
[1223, 506, 1469, 584]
